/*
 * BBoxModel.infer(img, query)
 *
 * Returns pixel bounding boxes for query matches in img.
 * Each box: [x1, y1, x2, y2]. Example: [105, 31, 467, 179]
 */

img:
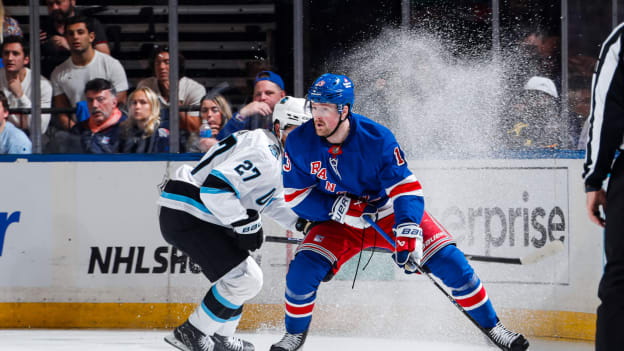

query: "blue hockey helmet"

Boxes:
[307, 73, 354, 112]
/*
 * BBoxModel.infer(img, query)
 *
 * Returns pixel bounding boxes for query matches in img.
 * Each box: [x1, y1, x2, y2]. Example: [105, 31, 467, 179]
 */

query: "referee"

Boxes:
[583, 23, 624, 351]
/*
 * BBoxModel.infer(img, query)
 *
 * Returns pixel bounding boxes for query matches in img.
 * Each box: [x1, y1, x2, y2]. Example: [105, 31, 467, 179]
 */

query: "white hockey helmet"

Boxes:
[272, 96, 312, 133]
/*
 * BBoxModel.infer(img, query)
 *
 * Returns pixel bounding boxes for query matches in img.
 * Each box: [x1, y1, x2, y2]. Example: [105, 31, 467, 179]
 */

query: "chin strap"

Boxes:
[324, 111, 350, 140]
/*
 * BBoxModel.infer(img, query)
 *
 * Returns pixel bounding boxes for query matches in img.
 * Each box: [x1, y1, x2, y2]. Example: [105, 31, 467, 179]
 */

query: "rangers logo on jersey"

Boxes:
[329, 157, 341, 180]
[310, 161, 328, 180]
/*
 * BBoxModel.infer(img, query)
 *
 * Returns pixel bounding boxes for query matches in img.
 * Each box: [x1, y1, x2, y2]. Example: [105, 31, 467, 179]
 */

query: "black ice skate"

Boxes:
[212, 333, 254, 351]
[164, 320, 216, 351]
[486, 320, 529, 351]
[269, 329, 308, 351]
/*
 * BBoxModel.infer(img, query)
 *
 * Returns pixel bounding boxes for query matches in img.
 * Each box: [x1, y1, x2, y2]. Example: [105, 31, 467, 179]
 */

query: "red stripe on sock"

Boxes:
[285, 302, 314, 316]
[455, 286, 488, 309]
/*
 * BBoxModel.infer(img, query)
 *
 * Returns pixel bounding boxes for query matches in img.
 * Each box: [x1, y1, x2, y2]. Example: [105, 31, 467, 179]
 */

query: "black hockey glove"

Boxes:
[295, 217, 317, 234]
[231, 209, 264, 251]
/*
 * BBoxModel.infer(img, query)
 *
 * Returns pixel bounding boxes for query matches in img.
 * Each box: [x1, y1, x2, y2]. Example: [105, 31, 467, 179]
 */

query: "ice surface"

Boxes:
[0, 329, 593, 351]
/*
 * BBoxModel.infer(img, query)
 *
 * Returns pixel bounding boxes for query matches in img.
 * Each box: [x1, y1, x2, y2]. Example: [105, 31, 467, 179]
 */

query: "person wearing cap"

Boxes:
[504, 75, 562, 149]
[217, 70, 286, 139]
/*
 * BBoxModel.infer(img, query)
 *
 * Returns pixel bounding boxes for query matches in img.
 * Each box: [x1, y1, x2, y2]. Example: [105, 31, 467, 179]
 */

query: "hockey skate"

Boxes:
[164, 320, 215, 351]
[486, 320, 529, 351]
[269, 329, 308, 351]
[212, 333, 254, 351]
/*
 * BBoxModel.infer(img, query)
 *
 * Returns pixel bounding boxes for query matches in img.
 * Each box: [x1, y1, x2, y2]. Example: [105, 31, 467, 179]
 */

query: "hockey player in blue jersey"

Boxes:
[270, 73, 529, 351]
[157, 96, 311, 351]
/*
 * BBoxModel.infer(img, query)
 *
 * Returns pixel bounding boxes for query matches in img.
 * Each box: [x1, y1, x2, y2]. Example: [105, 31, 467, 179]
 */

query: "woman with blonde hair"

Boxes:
[187, 94, 232, 152]
[120, 87, 169, 153]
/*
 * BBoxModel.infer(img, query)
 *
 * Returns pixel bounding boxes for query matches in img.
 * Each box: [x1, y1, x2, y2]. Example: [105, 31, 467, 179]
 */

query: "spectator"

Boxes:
[119, 87, 169, 153]
[186, 94, 232, 153]
[40, 0, 109, 78]
[0, 90, 30, 154]
[521, 27, 561, 84]
[51, 16, 127, 131]
[0, 36, 53, 134]
[217, 70, 285, 139]
[568, 75, 593, 149]
[136, 46, 205, 133]
[504, 76, 561, 149]
[70, 78, 126, 153]
[0, 1, 21, 42]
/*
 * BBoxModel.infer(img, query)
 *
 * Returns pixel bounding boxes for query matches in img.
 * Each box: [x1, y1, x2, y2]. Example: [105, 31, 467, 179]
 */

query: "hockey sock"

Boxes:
[215, 310, 243, 337]
[284, 250, 332, 334]
[189, 285, 243, 336]
[425, 245, 498, 329]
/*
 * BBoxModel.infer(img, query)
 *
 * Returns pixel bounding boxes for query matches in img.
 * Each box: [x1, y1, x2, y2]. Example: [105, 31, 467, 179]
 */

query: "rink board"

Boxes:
[0, 157, 602, 340]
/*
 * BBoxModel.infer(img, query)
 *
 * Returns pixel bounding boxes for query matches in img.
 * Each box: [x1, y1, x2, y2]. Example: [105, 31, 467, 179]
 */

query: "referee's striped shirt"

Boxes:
[583, 23, 624, 192]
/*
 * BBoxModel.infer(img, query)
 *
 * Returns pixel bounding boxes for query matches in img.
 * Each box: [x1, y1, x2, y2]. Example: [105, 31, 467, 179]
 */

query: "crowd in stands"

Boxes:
[0, 0, 597, 155]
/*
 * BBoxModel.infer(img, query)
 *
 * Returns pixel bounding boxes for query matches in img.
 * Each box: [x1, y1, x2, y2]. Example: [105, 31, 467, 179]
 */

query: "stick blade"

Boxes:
[520, 240, 565, 265]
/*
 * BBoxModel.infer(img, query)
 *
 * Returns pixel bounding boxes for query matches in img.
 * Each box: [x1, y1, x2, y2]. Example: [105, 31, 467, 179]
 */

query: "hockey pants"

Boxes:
[283, 245, 498, 334]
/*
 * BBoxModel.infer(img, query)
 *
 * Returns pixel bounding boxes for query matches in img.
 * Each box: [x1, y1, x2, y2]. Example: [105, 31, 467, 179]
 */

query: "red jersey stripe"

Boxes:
[389, 181, 422, 198]
[285, 188, 309, 203]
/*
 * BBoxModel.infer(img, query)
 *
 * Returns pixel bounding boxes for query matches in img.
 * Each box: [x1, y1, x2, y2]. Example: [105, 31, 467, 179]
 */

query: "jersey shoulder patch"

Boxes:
[269, 144, 280, 160]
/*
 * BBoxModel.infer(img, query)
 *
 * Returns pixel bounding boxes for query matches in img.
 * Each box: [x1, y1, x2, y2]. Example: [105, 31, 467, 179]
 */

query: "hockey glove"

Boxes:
[330, 195, 377, 224]
[392, 222, 423, 272]
[231, 209, 264, 251]
[295, 217, 317, 234]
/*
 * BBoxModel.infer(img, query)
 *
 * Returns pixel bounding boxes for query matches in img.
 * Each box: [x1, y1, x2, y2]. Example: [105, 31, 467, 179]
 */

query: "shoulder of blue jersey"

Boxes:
[351, 113, 397, 145]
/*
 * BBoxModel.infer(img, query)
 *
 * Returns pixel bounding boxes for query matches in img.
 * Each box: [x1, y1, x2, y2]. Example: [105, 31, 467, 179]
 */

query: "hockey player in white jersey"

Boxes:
[157, 96, 312, 351]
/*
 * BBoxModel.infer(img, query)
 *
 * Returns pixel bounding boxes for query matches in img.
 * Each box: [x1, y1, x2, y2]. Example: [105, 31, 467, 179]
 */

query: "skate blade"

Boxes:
[164, 333, 191, 351]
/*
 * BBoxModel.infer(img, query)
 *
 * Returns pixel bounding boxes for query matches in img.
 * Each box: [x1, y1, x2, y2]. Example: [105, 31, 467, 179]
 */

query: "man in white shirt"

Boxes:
[51, 16, 128, 130]
[0, 36, 53, 134]
[40, 0, 110, 78]
[136, 46, 206, 132]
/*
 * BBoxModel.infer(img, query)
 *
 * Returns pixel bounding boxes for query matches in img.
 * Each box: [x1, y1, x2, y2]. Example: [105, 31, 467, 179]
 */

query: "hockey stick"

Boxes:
[360, 215, 506, 350]
[265, 235, 563, 265]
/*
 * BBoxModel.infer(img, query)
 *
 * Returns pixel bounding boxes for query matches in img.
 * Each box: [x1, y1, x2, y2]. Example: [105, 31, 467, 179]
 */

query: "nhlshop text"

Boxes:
[88, 246, 202, 274]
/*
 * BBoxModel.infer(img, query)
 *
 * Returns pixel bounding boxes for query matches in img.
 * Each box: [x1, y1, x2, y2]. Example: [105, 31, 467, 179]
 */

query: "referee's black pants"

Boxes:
[596, 154, 624, 351]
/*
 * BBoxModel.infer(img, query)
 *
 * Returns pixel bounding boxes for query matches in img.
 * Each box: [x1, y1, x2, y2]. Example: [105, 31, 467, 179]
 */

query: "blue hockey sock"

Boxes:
[284, 250, 332, 334]
[425, 245, 498, 329]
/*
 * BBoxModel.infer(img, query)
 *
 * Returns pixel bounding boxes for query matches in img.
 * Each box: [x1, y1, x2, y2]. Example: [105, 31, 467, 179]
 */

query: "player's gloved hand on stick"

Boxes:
[295, 217, 316, 234]
[231, 209, 264, 251]
[392, 222, 423, 273]
[330, 195, 377, 224]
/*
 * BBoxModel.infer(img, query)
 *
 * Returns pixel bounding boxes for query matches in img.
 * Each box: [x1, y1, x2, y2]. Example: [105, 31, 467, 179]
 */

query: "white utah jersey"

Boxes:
[158, 129, 297, 230]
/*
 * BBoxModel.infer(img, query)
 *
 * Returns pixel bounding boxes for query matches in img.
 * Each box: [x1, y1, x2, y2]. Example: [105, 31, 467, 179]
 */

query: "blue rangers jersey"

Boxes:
[283, 112, 424, 227]
[158, 129, 298, 230]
